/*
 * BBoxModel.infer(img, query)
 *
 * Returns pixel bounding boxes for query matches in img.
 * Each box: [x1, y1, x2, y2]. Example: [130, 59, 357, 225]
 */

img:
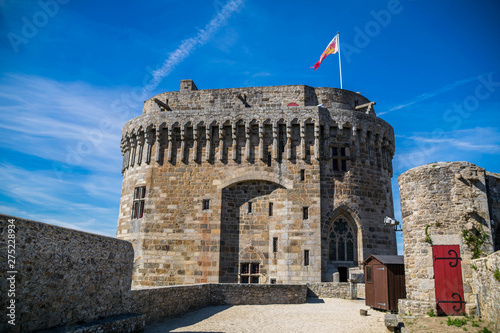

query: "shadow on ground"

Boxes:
[145, 305, 231, 333]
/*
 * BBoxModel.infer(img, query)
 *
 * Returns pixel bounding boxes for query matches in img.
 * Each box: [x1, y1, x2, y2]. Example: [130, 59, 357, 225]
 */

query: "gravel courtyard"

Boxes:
[145, 298, 387, 333]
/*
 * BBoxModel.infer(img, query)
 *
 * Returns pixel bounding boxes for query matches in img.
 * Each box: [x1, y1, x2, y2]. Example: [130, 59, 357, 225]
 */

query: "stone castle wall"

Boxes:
[486, 172, 500, 251]
[117, 81, 397, 288]
[471, 251, 500, 331]
[0, 214, 134, 333]
[398, 162, 495, 315]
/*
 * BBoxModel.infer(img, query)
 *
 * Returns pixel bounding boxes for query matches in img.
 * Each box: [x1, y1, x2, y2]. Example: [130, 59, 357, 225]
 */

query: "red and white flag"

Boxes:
[311, 35, 339, 70]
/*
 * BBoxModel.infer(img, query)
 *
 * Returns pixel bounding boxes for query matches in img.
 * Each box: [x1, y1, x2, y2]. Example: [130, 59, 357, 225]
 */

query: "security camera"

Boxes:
[384, 216, 399, 226]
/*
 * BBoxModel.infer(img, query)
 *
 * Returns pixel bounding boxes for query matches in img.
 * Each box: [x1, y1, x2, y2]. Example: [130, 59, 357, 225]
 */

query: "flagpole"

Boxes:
[337, 31, 343, 89]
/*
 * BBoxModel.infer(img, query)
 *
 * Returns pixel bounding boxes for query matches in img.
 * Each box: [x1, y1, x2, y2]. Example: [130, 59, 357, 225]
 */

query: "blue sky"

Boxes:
[1, 0, 499, 254]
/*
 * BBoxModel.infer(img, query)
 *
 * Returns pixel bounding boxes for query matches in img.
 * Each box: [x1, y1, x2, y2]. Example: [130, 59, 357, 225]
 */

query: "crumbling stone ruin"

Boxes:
[117, 80, 398, 288]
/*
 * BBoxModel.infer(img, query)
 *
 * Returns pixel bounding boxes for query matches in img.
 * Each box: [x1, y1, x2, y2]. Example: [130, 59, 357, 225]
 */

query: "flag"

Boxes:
[311, 35, 339, 70]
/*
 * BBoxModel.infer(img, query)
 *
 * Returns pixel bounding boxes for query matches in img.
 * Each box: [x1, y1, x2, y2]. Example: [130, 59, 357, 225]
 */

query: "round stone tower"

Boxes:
[398, 162, 495, 316]
[117, 80, 396, 288]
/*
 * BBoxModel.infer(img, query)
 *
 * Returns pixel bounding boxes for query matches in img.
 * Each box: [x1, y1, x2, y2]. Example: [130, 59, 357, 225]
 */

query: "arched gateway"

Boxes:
[117, 80, 397, 287]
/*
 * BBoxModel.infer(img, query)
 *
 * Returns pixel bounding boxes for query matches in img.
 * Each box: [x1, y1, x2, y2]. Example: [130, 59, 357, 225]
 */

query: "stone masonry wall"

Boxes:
[306, 282, 357, 300]
[398, 162, 494, 314]
[486, 172, 500, 251]
[130, 284, 211, 323]
[472, 251, 500, 331]
[130, 283, 307, 324]
[118, 81, 397, 288]
[210, 283, 307, 305]
[0, 214, 134, 333]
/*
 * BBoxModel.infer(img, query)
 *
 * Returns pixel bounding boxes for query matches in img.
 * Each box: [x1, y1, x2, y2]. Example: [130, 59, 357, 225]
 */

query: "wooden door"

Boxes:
[373, 264, 389, 310]
[433, 245, 465, 315]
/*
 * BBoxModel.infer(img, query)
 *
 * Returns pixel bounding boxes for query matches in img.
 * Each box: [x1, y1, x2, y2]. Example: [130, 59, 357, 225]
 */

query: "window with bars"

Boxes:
[328, 217, 356, 262]
[132, 186, 146, 219]
[304, 250, 310, 266]
[240, 263, 260, 283]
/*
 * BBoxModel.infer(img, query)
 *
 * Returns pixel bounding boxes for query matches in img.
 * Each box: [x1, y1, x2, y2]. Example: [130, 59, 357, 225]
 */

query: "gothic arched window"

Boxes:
[328, 217, 355, 262]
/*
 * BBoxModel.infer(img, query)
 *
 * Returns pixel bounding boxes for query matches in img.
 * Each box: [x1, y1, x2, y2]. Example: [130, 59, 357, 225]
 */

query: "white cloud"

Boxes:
[393, 127, 500, 173]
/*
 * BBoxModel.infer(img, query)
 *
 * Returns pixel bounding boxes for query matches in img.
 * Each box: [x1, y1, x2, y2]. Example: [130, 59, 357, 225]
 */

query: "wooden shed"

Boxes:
[363, 255, 406, 312]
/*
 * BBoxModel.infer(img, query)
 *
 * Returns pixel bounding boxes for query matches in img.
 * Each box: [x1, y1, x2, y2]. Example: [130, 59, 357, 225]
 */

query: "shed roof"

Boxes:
[363, 254, 404, 265]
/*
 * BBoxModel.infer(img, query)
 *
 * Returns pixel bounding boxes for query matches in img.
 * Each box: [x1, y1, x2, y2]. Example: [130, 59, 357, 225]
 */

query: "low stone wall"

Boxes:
[130, 284, 211, 323]
[306, 282, 357, 300]
[210, 284, 307, 305]
[472, 251, 500, 331]
[131, 283, 307, 324]
[357, 283, 365, 299]
[0, 214, 134, 333]
[398, 299, 436, 317]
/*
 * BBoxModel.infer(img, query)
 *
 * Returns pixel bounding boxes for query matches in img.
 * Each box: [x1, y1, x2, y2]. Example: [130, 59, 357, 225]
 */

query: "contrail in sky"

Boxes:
[379, 73, 491, 115]
[145, 0, 245, 91]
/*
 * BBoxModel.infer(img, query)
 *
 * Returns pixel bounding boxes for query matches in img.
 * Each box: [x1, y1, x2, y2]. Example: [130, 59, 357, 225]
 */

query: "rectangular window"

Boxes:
[248, 202, 252, 214]
[332, 147, 338, 156]
[273, 237, 278, 253]
[241, 263, 250, 274]
[132, 186, 146, 219]
[270, 278, 276, 284]
[269, 202, 273, 216]
[303, 206, 309, 220]
[332, 159, 339, 171]
[267, 153, 272, 167]
[304, 250, 310, 266]
[341, 159, 347, 172]
[202, 199, 210, 210]
[366, 266, 372, 283]
[240, 262, 260, 284]
[340, 147, 346, 157]
[300, 169, 305, 181]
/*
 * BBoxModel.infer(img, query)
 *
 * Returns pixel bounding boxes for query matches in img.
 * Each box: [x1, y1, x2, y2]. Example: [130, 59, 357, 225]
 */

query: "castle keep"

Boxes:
[117, 80, 397, 288]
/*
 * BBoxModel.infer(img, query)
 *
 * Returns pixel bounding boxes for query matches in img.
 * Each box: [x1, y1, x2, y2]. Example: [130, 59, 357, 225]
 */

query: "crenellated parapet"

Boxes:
[121, 84, 395, 176]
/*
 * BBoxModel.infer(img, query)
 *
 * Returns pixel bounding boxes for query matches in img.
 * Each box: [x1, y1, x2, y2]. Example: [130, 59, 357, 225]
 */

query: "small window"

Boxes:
[248, 202, 253, 214]
[241, 263, 250, 274]
[300, 169, 305, 181]
[332, 160, 339, 171]
[132, 186, 146, 219]
[240, 262, 260, 284]
[332, 147, 338, 156]
[340, 147, 346, 157]
[366, 266, 372, 283]
[269, 202, 273, 216]
[267, 153, 272, 166]
[341, 160, 347, 172]
[270, 278, 276, 284]
[303, 206, 309, 220]
[304, 250, 310, 266]
[202, 199, 210, 210]
[273, 237, 278, 253]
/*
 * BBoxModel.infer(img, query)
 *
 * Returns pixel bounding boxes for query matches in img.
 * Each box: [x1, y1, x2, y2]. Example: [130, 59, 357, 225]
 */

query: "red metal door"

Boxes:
[433, 245, 465, 315]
